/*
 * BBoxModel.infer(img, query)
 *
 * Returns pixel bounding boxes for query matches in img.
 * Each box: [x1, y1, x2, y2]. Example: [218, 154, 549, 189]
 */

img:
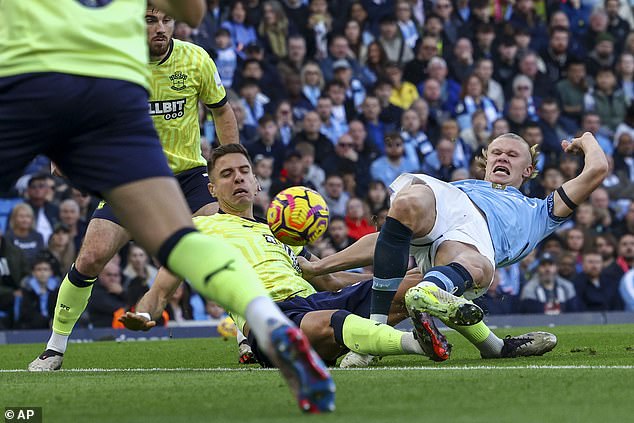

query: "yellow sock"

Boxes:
[52, 272, 95, 336]
[342, 314, 404, 356]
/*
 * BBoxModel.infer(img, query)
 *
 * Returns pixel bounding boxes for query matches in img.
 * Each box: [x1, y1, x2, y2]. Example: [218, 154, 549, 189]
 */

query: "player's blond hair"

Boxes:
[476, 133, 540, 182]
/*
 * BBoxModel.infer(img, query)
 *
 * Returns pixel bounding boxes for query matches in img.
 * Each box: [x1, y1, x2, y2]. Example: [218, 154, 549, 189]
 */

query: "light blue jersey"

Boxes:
[451, 179, 569, 267]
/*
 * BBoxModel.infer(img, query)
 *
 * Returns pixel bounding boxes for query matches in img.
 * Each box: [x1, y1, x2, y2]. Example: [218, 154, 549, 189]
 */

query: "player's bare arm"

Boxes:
[151, 0, 206, 27]
[119, 277, 183, 331]
[303, 254, 370, 291]
[300, 232, 379, 277]
[211, 102, 240, 145]
[554, 132, 609, 217]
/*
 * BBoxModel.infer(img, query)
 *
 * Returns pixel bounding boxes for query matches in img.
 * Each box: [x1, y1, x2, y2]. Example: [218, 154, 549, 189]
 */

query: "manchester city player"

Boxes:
[302, 132, 607, 360]
[1, 0, 334, 413]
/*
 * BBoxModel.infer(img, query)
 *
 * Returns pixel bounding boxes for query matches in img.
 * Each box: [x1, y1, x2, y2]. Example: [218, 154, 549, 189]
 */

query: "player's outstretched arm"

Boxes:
[300, 232, 379, 278]
[304, 254, 371, 291]
[211, 102, 239, 145]
[151, 0, 206, 27]
[119, 271, 183, 331]
[555, 132, 609, 217]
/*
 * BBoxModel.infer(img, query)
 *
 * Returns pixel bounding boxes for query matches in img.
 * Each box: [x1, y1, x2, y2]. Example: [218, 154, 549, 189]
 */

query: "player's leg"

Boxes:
[28, 214, 130, 371]
[370, 182, 434, 324]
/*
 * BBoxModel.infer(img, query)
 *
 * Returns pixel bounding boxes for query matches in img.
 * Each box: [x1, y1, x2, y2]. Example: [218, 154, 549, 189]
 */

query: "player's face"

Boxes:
[484, 136, 533, 188]
[210, 153, 258, 211]
[146, 9, 174, 58]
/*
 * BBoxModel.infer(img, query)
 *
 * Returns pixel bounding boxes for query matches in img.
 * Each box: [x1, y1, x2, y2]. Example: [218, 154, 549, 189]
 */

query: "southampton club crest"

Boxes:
[169, 71, 188, 91]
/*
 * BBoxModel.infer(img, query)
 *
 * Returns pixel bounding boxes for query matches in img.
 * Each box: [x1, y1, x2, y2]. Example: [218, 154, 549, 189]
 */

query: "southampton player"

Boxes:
[120, 144, 454, 364]
[3, 0, 333, 413]
[302, 132, 607, 360]
[29, 6, 235, 371]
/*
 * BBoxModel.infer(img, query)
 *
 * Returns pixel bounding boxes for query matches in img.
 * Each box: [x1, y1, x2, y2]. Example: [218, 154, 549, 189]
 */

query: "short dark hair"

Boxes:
[28, 174, 51, 187]
[207, 144, 253, 175]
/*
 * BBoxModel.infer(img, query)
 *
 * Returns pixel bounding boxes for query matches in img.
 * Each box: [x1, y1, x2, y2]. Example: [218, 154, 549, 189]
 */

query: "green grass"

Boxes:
[1, 324, 633, 423]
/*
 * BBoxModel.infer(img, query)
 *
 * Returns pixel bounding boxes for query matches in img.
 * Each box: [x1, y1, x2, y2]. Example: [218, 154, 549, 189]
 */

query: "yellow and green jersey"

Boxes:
[193, 213, 316, 302]
[0, 0, 149, 89]
[150, 39, 227, 174]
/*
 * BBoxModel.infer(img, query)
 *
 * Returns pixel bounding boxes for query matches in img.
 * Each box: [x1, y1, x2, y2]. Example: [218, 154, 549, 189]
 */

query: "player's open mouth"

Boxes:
[493, 166, 510, 175]
[233, 188, 248, 195]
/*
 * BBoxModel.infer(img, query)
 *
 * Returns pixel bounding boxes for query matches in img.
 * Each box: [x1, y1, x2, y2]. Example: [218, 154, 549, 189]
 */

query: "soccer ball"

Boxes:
[217, 316, 237, 339]
[267, 186, 329, 246]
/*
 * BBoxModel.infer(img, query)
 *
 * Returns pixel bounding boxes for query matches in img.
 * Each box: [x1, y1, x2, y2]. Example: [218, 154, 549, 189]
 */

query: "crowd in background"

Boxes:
[3, 0, 634, 330]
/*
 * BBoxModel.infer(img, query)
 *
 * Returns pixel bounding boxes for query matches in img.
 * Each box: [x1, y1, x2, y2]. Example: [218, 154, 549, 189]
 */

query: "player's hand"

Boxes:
[118, 312, 157, 331]
[298, 256, 318, 279]
[561, 132, 596, 155]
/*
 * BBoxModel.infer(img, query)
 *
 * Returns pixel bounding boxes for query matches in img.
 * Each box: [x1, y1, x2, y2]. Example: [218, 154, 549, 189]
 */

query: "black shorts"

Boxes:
[92, 166, 215, 223]
[248, 280, 373, 367]
[0, 73, 172, 195]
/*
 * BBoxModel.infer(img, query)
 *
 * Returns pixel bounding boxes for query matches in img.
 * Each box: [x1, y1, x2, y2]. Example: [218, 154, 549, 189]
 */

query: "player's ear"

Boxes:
[522, 165, 534, 179]
[208, 182, 215, 196]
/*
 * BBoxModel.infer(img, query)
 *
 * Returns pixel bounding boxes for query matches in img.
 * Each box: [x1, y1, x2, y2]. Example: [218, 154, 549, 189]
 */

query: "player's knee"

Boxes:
[458, 256, 494, 289]
[75, 248, 112, 277]
[389, 186, 430, 229]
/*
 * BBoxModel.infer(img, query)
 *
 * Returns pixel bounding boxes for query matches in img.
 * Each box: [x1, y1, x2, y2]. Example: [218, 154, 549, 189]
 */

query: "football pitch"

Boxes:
[1, 324, 633, 423]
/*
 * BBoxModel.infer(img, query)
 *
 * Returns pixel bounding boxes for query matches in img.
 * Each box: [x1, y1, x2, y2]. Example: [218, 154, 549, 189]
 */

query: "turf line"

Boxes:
[2, 365, 634, 373]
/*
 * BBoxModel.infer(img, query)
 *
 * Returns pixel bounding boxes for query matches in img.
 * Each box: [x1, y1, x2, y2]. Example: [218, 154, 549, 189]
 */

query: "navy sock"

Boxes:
[330, 310, 352, 346]
[423, 262, 474, 296]
[371, 217, 413, 321]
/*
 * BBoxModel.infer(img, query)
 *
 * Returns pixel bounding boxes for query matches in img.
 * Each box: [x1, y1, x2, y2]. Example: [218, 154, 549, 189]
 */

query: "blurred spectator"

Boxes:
[474, 57, 504, 111]
[385, 61, 418, 109]
[454, 74, 499, 131]
[191, 0, 223, 53]
[321, 173, 350, 217]
[537, 98, 576, 162]
[587, 32, 616, 78]
[373, 78, 403, 131]
[275, 100, 296, 146]
[252, 155, 273, 216]
[322, 133, 372, 196]
[221, 0, 258, 57]
[16, 257, 59, 329]
[290, 110, 334, 167]
[616, 52, 634, 104]
[269, 150, 316, 197]
[344, 197, 375, 241]
[326, 215, 355, 251]
[247, 114, 285, 175]
[395, 0, 418, 50]
[360, 40, 389, 83]
[519, 252, 580, 314]
[574, 251, 622, 311]
[370, 132, 419, 187]
[230, 100, 258, 145]
[422, 137, 461, 183]
[59, 199, 87, 252]
[88, 258, 127, 328]
[476, 269, 519, 315]
[166, 282, 195, 322]
[490, 117, 511, 139]
[556, 59, 588, 123]
[473, 23, 496, 61]
[448, 37, 475, 83]
[511, 74, 539, 121]
[508, 0, 548, 51]
[213, 28, 238, 88]
[377, 14, 413, 65]
[295, 142, 325, 192]
[360, 95, 389, 153]
[580, 112, 614, 156]
[25, 174, 59, 245]
[593, 233, 618, 267]
[540, 26, 571, 85]
[403, 35, 439, 87]
[278, 35, 308, 83]
[424, 56, 461, 114]
[316, 95, 348, 144]
[123, 244, 157, 289]
[307, 0, 333, 60]
[401, 109, 433, 164]
[516, 50, 551, 99]
[325, 79, 354, 127]
[70, 188, 98, 225]
[239, 78, 268, 127]
[493, 39, 519, 90]
[584, 67, 627, 134]
[5, 203, 44, 266]
[300, 61, 324, 108]
[320, 34, 366, 84]
[333, 57, 367, 110]
[459, 109, 490, 151]
[0, 230, 29, 329]
[505, 96, 530, 135]
[46, 224, 75, 277]
[599, 232, 634, 309]
[258, 0, 293, 61]
[433, 0, 462, 46]
[364, 180, 389, 216]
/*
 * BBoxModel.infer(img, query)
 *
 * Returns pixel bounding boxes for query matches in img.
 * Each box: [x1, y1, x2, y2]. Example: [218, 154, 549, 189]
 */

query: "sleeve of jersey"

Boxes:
[199, 52, 227, 109]
[544, 193, 569, 229]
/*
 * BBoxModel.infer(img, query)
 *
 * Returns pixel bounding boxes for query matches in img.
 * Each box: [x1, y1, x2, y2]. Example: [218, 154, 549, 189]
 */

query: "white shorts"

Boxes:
[389, 173, 495, 299]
